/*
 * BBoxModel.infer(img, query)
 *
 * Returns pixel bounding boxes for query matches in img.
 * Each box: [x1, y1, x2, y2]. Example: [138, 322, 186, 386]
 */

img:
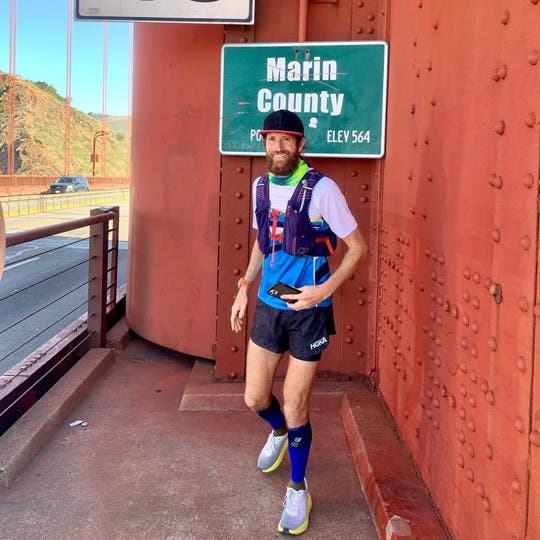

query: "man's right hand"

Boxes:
[230, 289, 248, 332]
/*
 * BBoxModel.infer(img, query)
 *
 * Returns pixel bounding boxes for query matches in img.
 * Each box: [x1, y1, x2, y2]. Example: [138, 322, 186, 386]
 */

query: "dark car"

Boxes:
[48, 176, 90, 194]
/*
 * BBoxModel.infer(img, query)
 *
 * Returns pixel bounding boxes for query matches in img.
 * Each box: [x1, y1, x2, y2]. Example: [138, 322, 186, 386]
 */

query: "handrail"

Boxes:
[0, 206, 121, 435]
[6, 212, 115, 247]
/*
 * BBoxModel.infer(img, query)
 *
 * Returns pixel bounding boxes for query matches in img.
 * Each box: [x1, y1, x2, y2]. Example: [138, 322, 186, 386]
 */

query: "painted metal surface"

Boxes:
[128, 23, 222, 359]
[129, 0, 540, 537]
[381, 1, 540, 538]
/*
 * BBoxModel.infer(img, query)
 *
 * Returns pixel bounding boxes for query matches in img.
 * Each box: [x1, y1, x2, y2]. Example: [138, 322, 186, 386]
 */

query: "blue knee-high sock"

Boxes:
[288, 421, 312, 484]
[257, 395, 286, 431]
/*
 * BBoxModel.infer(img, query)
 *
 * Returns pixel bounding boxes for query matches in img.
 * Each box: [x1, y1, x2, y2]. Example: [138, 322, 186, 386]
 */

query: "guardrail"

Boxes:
[0, 188, 130, 217]
[0, 206, 121, 435]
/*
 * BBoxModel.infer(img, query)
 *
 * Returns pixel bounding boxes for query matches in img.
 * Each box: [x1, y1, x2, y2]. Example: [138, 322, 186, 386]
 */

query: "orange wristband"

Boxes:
[237, 277, 251, 290]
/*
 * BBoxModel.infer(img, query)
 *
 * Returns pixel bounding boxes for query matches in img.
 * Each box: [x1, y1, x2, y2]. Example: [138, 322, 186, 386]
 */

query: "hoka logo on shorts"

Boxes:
[310, 337, 328, 350]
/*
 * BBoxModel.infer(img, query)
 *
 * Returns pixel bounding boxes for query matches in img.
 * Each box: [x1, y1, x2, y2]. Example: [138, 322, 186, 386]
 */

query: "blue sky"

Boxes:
[0, 0, 131, 115]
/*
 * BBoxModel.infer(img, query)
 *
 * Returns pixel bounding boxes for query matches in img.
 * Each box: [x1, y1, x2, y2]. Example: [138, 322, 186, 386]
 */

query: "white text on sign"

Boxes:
[327, 130, 371, 143]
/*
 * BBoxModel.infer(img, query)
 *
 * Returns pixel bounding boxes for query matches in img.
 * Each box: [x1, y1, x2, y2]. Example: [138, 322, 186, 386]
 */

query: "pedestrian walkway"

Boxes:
[0, 334, 380, 539]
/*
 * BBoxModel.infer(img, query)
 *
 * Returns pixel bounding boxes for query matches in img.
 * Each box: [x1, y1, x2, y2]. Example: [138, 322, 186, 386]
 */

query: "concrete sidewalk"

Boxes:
[0, 335, 379, 539]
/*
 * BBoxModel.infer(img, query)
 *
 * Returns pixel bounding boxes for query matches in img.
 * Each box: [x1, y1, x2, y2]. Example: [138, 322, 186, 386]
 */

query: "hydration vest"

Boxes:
[255, 169, 337, 258]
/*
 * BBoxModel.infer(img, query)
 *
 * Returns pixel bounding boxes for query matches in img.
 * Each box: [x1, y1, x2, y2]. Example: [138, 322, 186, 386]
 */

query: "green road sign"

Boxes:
[220, 41, 388, 158]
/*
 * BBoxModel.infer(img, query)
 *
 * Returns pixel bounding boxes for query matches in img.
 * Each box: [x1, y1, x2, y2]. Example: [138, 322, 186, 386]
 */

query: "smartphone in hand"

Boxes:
[267, 282, 301, 304]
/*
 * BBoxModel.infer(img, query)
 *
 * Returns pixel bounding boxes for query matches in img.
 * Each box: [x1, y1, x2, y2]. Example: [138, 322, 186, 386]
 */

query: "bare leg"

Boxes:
[282, 355, 318, 428]
[244, 339, 282, 412]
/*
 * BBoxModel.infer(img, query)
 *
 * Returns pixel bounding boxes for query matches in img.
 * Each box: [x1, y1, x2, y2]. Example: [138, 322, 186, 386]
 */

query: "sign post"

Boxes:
[220, 42, 388, 158]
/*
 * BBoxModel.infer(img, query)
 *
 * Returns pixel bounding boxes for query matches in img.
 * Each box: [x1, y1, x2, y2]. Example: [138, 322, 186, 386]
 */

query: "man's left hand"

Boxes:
[282, 285, 330, 310]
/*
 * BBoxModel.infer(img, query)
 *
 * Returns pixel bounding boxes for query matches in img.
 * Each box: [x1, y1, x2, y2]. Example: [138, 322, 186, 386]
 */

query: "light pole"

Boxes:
[92, 130, 109, 177]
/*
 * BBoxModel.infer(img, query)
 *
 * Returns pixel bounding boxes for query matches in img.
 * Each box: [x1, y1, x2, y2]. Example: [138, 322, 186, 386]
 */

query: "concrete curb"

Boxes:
[0, 348, 115, 487]
[106, 317, 132, 350]
[341, 390, 450, 540]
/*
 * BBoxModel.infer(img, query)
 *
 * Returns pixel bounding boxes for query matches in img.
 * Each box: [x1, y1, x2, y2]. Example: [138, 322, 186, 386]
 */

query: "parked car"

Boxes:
[48, 176, 90, 194]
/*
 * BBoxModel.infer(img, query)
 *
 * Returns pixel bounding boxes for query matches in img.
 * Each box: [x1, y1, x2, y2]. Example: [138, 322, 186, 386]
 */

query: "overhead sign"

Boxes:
[220, 42, 388, 158]
[75, 0, 255, 24]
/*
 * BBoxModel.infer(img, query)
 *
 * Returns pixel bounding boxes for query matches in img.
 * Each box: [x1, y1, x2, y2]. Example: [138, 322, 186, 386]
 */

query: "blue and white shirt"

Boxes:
[252, 164, 358, 310]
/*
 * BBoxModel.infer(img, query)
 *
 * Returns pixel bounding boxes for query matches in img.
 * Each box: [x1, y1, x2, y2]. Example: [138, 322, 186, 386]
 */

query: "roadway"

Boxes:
[0, 200, 129, 374]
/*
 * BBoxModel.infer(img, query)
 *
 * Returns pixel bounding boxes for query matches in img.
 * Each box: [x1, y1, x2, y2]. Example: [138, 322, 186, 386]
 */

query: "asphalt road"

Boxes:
[0, 201, 129, 374]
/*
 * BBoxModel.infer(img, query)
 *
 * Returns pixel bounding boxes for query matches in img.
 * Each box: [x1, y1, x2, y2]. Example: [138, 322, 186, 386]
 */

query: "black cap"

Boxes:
[259, 110, 304, 137]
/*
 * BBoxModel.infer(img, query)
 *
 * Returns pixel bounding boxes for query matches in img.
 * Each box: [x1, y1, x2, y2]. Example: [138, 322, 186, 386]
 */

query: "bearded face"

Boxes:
[264, 134, 304, 176]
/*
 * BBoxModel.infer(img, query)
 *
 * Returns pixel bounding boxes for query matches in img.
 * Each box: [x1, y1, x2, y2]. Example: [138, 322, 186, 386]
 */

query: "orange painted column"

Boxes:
[128, 23, 223, 358]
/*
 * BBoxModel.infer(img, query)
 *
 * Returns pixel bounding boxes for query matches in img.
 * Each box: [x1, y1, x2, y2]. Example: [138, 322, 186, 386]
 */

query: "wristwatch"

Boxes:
[237, 276, 251, 290]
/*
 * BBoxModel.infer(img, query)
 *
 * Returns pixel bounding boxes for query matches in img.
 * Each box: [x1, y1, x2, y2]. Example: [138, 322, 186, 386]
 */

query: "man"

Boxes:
[230, 109, 367, 535]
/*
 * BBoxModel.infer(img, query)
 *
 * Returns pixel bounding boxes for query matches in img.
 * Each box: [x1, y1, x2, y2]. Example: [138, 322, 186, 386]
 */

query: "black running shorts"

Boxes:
[250, 299, 336, 361]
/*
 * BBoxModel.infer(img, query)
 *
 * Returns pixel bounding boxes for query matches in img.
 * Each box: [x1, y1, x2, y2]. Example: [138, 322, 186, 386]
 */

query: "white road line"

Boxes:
[4, 257, 40, 271]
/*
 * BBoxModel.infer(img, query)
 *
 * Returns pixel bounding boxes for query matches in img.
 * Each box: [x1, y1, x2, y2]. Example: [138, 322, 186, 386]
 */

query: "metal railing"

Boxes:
[1, 188, 130, 217]
[0, 206, 121, 435]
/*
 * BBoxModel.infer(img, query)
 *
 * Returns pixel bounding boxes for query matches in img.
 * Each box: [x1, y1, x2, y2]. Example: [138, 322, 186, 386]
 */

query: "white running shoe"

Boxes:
[257, 431, 288, 473]
[278, 479, 312, 535]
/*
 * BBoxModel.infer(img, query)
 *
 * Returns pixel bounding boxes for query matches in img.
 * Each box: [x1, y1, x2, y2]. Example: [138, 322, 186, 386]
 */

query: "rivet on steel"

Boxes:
[514, 417, 525, 432]
[463, 291, 471, 303]
[518, 296, 529, 311]
[471, 321, 479, 334]
[234, 243, 241, 250]
[235, 217, 242, 224]
[457, 455, 465, 468]
[430, 97, 436, 106]
[521, 235, 531, 250]
[489, 174, 503, 188]
[233, 268, 241, 276]
[463, 267, 471, 279]
[467, 419, 476, 432]
[500, 10, 510, 24]
[491, 229, 501, 242]
[470, 346, 478, 359]
[459, 384, 467, 397]
[498, 65, 507, 79]
[488, 337, 497, 351]
[481, 381, 489, 393]
[367, 12, 375, 21]
[486, 391, 495, 405]
[477, 484, 486, 498]
[235, 191, 243, 199]
[351, 169, 358, 177]
[236, 167, 244, 173]
[469, 370, 478, 383]
[467, 444, 475, 457]
[472, 273, 481, 284]
[458, 430, 466, 443]
[466, 469, 474, 482]
[523, 173, 535, 188]
[469, 394, 477, 407]
[516, 356, 527, 372]
[483, 498, 491, 513]
[489, 283, 503, 304]
[433, 20, 438, 30]
[528, 50, 539, 65]
[530, 431, 540, 446]
[485, 444, 494, 459]
[512, 480, 522, 493]
[231, 346, 238, 352]
[526, 112, 537, 127]
[471, 297, 480, 309]
[494, 120, 505, 135]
